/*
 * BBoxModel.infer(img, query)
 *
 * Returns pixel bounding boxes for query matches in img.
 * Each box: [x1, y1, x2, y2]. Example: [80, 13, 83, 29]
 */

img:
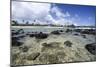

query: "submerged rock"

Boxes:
[81, 34, 86, 38]
[64, 41, 73, 47]
[27, 52, 40, 60]
[81, 29, 96, 35]
[60, 30, 63, 32]
[66, 29, 72, 33]
[29, 34, 35, 37]
[35, 32, 48, 39]
[74, 29, 82, 32]
[39, 53, 59, 64]
[85, 43, 96, 55]
[12, 29, 24, 36]
[56, 52, 66, 60]
[41, 42, 61, 52]
[19, 46, 29, 52]
[42, 42, 60, 48]
[73, 33, 79, 36]
[51, 30, 60, 35]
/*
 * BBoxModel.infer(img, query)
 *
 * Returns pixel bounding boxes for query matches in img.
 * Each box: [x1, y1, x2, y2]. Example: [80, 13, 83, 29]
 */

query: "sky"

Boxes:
[12, 1, 96, 26]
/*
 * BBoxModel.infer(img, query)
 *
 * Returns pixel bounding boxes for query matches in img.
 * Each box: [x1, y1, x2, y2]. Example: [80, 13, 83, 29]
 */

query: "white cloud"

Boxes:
[12, 1, 51, 23]
[65, 12, 70, 17]
[12, 1, 74, 25]
[51, 6, 66, 19]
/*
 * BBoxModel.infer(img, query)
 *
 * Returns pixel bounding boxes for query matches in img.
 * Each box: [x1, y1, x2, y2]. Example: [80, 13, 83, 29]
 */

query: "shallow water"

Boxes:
[11, 26, 67, 33]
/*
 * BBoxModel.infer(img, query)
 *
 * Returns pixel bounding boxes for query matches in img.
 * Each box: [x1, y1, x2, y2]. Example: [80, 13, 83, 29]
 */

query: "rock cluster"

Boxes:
[51, 30, 60, 35]
[85, 43, 96, 55]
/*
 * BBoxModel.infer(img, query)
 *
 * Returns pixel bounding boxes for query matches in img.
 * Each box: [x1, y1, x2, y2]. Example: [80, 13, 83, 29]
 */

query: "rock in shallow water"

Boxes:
[19, 46, 29, 52]
[12, 38, 23, 47]
[64, 41, 73, 47]
[35, 32, 48, 39]
[39, 53, 59, 64]
[51, 30, 60, 35]
[85, 43, 96, 55]
[27, 52, 40, 60]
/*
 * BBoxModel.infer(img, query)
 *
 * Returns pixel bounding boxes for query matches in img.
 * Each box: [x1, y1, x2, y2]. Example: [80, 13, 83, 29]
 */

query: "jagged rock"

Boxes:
[64, 41, 73, 47]
[81, 29, 96, 35]
[66, 29, 72, 33]
[35, 32, 48, 39]
[85, 43, 96, 55]
[27, 53, 40, 60]
[29, 34, 35, 37]
[51, 30, 60, 35]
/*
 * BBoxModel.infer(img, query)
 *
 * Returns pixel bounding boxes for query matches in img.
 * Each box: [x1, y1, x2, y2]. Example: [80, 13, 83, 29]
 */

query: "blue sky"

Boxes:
[12, 1, 96, 26]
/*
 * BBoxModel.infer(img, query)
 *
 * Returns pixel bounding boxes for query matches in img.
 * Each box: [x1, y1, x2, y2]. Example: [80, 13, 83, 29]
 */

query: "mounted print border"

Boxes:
[10, 0, 96, 66]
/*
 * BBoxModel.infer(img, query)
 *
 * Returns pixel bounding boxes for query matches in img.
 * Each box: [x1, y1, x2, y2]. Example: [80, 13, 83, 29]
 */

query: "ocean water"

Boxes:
[11, 26, 67, 33]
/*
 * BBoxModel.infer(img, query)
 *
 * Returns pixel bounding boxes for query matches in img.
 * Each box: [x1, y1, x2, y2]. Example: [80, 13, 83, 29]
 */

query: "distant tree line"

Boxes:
[11, 20, 95, 28]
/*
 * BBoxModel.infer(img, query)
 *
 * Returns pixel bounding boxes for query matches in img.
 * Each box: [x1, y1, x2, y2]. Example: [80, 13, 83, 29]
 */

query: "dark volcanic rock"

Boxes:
[81, 29, 96, 35]
[85, 43, 96, 55]
[60, 30, 63, 32]
[66, 29, 72, 33]
[29, 34, 35, 37]
[74, 29, 82, 32]
[12, 37, 23, 47]
[73, 33, 79, 36]
[64, 41, 73, 47]
[42, 42, 60, 48]
[12, 29, 24, 36]
[81, 34, 86, 38]
[35, 32, 48, 39]
[51, 30, 60, 35]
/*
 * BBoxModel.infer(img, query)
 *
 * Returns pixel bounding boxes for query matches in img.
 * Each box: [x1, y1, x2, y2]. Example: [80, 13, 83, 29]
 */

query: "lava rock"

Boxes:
[60, 30, 63, 32]
[12, 37, 23, 47]
[81, 34, 86, 38]
[73, 33, 79, 36]
[66, 29, 72, 33]
[74, 29, 82, 32]
[29, 34, 35, 37]
[51, 30, 60, 35]
[85, 43, 96, 55]
[64, 41, 73, 47]
[35, 32, 48, 39]
[81, 29, 96, 35]
[42, 42, 60, 48]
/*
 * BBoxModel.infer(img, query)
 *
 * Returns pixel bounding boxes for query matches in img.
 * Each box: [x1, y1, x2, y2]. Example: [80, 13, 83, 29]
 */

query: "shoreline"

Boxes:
[11, 26, 65, 28]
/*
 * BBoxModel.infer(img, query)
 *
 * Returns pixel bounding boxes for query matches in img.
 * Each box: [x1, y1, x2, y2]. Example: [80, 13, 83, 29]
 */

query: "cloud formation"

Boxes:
[12, 1, 75, 25]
